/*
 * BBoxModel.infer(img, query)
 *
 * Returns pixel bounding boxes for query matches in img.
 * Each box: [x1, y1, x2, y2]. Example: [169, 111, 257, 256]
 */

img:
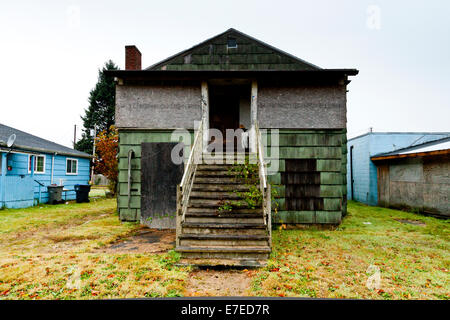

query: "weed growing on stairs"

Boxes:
[216, 156, 279, 214]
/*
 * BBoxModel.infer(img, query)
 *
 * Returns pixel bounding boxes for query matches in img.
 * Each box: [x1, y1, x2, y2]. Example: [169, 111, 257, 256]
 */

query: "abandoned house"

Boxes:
[108, 28, 358, 265]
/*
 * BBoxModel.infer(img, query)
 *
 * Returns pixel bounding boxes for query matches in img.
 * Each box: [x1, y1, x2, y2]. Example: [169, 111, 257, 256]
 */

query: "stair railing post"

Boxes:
[266, 183, 272, 249]
[176, 184, 182, 247]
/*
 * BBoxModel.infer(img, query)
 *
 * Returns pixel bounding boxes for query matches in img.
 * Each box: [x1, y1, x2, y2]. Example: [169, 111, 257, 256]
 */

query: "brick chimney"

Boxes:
[125, 45, 141, 70]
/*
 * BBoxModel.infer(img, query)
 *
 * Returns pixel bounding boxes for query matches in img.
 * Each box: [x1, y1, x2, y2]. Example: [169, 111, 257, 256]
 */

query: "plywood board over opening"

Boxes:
[281, 159, 324, 211]
[141, 143, 184, 229]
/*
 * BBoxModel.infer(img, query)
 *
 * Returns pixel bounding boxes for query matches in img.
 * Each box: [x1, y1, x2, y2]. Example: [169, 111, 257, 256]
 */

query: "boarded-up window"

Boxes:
[281, 159, 323, 211]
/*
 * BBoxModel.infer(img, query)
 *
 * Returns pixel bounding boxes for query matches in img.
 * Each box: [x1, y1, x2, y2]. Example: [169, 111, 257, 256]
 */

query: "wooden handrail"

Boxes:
[256, 125, 267, 190]
[179, 121, 203, 223]
[255, 123, 270, 230]
[180, 122, 202, 188]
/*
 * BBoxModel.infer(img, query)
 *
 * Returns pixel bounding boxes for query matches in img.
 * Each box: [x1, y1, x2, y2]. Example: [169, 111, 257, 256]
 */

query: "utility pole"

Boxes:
[90, 127, 96, 184]
[73, 125, 77, 148]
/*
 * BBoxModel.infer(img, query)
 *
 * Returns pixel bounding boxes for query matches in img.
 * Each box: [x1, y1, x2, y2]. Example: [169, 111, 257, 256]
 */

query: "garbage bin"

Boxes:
[47, 185, 64, 204]
[74, 184, 91, 203]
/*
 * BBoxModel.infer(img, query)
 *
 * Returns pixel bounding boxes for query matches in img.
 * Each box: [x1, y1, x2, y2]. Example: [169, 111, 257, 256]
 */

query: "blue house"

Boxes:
[346, 131, 450, 205]
[0, 124, 91, 208]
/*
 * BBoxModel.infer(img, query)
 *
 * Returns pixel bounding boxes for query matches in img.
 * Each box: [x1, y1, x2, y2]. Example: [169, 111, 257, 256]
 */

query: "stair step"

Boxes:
[176, 246, 270, 260]
[185, 216, 263, 224]
[201, 159, 257, 165]
[189, 199, 261, 208]
[180, 240, 268, 247]
[179, 234, 269, 240]
[182, 224, 268, 235]
[190, 191, 242, 200]
[185, 210, 264, 223]
[197, 165, 234, 171]
[194, 177, 241, 184]
[196, 169, 257, 177]
[180, 238, 268, 247]
[191, 184, 251, 192]
[182, 222, 266, 229]
[176, 246, 271, 253]
[187, 207, 262, 214]
[195, 170, 234, 177]
[202, 153, 256, 158]
[186, 212, 262, 218]
[177, 258, 268, 267]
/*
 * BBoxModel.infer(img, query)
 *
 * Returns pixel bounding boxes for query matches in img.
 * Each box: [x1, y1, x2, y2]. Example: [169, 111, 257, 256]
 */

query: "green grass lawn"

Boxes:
[254, 201, 449, 299]
[0, 199, 189, 299]
[0, 199, 448, 299]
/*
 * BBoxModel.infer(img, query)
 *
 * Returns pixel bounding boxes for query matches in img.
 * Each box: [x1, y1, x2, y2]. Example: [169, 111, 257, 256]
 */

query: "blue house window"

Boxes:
[28, 155, 45, 174]
[66, 158, 78, 175]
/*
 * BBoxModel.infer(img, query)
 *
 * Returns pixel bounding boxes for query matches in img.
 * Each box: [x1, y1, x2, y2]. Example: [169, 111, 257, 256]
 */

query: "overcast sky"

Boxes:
[1, 0, 449, 147]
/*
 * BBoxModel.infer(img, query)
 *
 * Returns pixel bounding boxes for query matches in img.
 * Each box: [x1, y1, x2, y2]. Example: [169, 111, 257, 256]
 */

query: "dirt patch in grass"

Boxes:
[97, 228, 176, 254]
[184, 269, 252, 296]
[394, 219, 426, 226]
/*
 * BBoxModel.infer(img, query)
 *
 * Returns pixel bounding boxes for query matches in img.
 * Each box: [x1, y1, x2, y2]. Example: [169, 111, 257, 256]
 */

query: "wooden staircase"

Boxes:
[176, 154, 272, 267]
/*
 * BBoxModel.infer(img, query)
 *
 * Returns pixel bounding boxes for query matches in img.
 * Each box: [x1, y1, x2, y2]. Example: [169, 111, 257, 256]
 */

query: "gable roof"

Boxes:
[147, 28, 321, 71]
[0, 123, 91, 158]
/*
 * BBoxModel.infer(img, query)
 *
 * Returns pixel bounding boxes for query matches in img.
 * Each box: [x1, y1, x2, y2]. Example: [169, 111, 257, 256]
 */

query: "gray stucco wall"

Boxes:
[258, 85, 347, 129]
[116, 85, 202, 129]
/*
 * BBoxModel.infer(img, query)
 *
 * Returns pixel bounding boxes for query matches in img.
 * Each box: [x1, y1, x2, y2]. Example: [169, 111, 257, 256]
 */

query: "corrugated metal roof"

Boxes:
[371, 136, 450, 160]
[0, 123, 91, 158]
[348, 131, 450, 143]
[396, 140, 450, 155]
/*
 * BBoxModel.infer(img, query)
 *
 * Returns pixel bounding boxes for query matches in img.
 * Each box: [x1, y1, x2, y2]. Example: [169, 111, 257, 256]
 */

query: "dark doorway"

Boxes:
[208, 84, 250, 150]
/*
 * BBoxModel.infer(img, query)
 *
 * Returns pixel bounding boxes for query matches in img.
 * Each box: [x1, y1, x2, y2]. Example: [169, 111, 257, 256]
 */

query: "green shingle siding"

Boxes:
[117, 129, 347, 225]
[151, 33, 315, 71]
[266, 129, 347, 224]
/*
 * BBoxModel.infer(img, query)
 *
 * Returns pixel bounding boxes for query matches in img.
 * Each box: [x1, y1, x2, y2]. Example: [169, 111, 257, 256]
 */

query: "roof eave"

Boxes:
[106, 69, 359, 81]
[371, 149, 450, 161]
[0, 142, 92, 159]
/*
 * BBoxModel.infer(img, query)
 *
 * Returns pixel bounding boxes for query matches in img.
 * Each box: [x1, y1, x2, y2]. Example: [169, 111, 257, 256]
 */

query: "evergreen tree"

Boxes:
[75, 60, 118, 154]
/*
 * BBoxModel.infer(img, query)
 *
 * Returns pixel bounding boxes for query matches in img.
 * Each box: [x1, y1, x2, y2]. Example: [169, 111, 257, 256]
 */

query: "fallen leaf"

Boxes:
[0, 289, 10, 296]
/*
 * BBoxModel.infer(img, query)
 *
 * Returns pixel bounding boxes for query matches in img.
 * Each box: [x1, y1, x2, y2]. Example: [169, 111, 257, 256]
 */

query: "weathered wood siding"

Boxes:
[376, 156, 450, 217]
[140, 143, 184, 229]
[258, 85, 347, 129]
[115, 85, 201, 129]
[117, 130, 193, 222]
[264, 129, 347, 224]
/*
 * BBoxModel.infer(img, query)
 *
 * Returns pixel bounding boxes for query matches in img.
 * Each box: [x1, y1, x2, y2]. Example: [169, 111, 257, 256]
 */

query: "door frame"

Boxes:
[201, 80, 258, 152]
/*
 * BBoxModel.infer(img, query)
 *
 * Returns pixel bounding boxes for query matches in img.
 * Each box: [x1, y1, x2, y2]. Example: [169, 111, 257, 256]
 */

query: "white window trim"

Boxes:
[66, 158, 78, 175]
[28, 154, 46, 174]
